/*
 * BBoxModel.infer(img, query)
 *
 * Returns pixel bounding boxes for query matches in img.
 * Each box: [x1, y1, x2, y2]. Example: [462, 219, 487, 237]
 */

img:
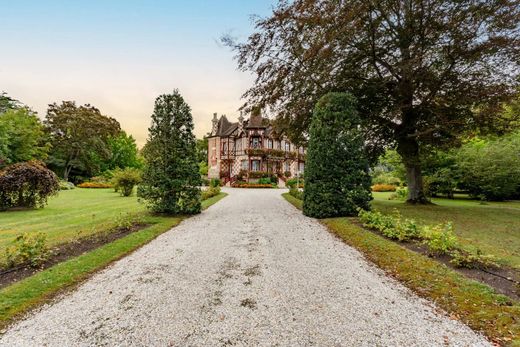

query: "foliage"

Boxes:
[371, 171, 402, 187]
[371, 184, 397, 192]
[210, 178, 221, 188]
[104, 131, 142, 171]
[112, 168, 142, 197]
[423, 168, 457, 199]
[138, 90, 201, 214]
[201, 186, 221, 200]
[450, 248, 498, 270]
[303, 93, 372, 218]
[258, 177, 275, 185]
[455, 133, 520, 201]
[285, 178, 303, 189]
[289, 188, 303, 200]
[421, 222, 459, 256]
[0, 108, 49, 168]
[59, 181, 75, 190]
[0, 92, 22, 114]
[389, 187, 408, 201]
[0, 161, 60, 210]
[358, 209, 420, 242]
[248, 171, 269, 179]
[3, 233, 49, 269]
[228, 0, 520, 202]
[199, 162, 208, 176]
[77, 182, 112, 189]
[44, 101, 120, 181]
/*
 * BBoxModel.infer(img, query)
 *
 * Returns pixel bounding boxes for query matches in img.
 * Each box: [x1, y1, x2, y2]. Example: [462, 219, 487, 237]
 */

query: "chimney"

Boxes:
[211, 113, 219, 135]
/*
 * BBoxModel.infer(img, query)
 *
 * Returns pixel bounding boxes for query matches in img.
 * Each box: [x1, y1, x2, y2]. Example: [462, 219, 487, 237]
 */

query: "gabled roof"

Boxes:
[216, 116, 238, 137]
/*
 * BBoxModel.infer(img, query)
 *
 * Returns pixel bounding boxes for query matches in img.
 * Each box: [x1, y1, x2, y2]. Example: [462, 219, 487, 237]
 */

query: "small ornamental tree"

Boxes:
[138, 90, 201, 214]
[0, 161, 60, 210]
[303, 93, 371, 218]
[112, 167, 142, 197]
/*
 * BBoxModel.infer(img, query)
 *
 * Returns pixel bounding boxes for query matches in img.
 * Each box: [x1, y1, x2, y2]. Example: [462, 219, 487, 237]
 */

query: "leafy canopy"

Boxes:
[44, 101, 120, 180]
[227, 0, 520, 202]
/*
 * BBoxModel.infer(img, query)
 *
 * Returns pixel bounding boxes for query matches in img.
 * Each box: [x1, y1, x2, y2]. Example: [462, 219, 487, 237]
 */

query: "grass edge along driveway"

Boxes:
[0, 193, 227, 330]
[282, 193, 519, 346]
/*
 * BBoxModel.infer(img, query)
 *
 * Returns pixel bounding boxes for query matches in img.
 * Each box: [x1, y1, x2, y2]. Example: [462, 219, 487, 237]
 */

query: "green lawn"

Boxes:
[372, 192, 520, 269]
[0, 188, 147, 251]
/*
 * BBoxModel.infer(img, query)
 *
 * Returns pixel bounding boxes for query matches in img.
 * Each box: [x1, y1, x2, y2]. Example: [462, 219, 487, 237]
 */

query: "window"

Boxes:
[276, 140, 281, 149]
[236, 139, 242, 151]
[285, 141, 290, 151]
[241, 160, 248, 170]
[299, 162, 305, 173]
[284, 162, 290, 172]
[268, 139, 273, 149]
[251, 137, 261, 148]
[251, 160, 260, 171]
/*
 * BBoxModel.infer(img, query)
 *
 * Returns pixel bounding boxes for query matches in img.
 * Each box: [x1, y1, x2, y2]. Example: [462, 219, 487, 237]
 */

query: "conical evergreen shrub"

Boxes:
[138, 90, 201, 214]
[303, 92, 372, 218]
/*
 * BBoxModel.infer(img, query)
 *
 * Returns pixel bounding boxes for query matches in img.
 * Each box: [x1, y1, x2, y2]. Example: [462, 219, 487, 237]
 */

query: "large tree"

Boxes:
[227, 0, 520, 203]
[44, 101, 120, 181]
[138, 90, 201, 214]
[0, 108, 49, 168]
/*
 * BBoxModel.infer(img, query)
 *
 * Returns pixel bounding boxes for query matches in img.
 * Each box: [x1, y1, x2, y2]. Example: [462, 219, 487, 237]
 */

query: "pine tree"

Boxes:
[138, 90, 201, 214]
[303, 92, 371, 218]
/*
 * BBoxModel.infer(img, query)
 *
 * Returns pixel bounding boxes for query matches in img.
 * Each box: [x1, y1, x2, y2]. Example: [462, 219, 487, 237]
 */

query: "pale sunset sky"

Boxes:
[1, 0, 277, 146]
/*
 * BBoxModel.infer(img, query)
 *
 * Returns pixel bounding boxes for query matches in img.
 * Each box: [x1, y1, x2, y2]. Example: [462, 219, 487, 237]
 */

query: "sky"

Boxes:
[0, 0, 277, 146]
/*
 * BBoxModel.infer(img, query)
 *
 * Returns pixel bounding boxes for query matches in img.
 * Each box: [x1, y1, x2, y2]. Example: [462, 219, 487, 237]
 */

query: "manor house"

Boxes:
[207, 109, 305, 184]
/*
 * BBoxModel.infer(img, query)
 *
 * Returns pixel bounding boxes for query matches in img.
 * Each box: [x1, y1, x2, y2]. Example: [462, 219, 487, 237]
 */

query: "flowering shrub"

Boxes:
[77, 182, 112, 188]
[371, 184, 397, 192]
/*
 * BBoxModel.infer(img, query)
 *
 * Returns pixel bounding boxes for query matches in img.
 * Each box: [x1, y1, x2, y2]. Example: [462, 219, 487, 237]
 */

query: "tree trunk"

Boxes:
[397, 137, 429, 204]
[63, 164, 72, 182]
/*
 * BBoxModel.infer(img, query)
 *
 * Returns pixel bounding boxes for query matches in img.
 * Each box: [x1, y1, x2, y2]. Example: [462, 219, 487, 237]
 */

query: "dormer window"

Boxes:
[285, 142, 291, 151]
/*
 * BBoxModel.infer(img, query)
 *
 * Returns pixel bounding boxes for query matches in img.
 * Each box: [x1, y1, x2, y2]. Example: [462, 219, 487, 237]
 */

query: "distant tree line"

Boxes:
[0, 92, 143, 183]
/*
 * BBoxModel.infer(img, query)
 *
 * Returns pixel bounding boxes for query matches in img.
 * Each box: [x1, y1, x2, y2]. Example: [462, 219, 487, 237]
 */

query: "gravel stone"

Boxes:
[0, 188, 490, 346]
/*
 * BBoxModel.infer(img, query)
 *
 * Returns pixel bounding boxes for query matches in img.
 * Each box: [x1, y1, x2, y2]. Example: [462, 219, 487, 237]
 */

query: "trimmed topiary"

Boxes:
[303, 92, 372, 218]
[138, 90, 201, 214]
[0, 160, 60, 210]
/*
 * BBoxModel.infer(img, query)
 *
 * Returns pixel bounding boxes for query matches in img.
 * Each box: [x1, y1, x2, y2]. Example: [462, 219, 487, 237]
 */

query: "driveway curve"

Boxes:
[0, 188, 489, 346]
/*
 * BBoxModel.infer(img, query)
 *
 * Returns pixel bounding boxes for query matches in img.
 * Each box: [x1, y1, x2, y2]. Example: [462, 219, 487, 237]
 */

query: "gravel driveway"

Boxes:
[0, 188, 490, 346]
